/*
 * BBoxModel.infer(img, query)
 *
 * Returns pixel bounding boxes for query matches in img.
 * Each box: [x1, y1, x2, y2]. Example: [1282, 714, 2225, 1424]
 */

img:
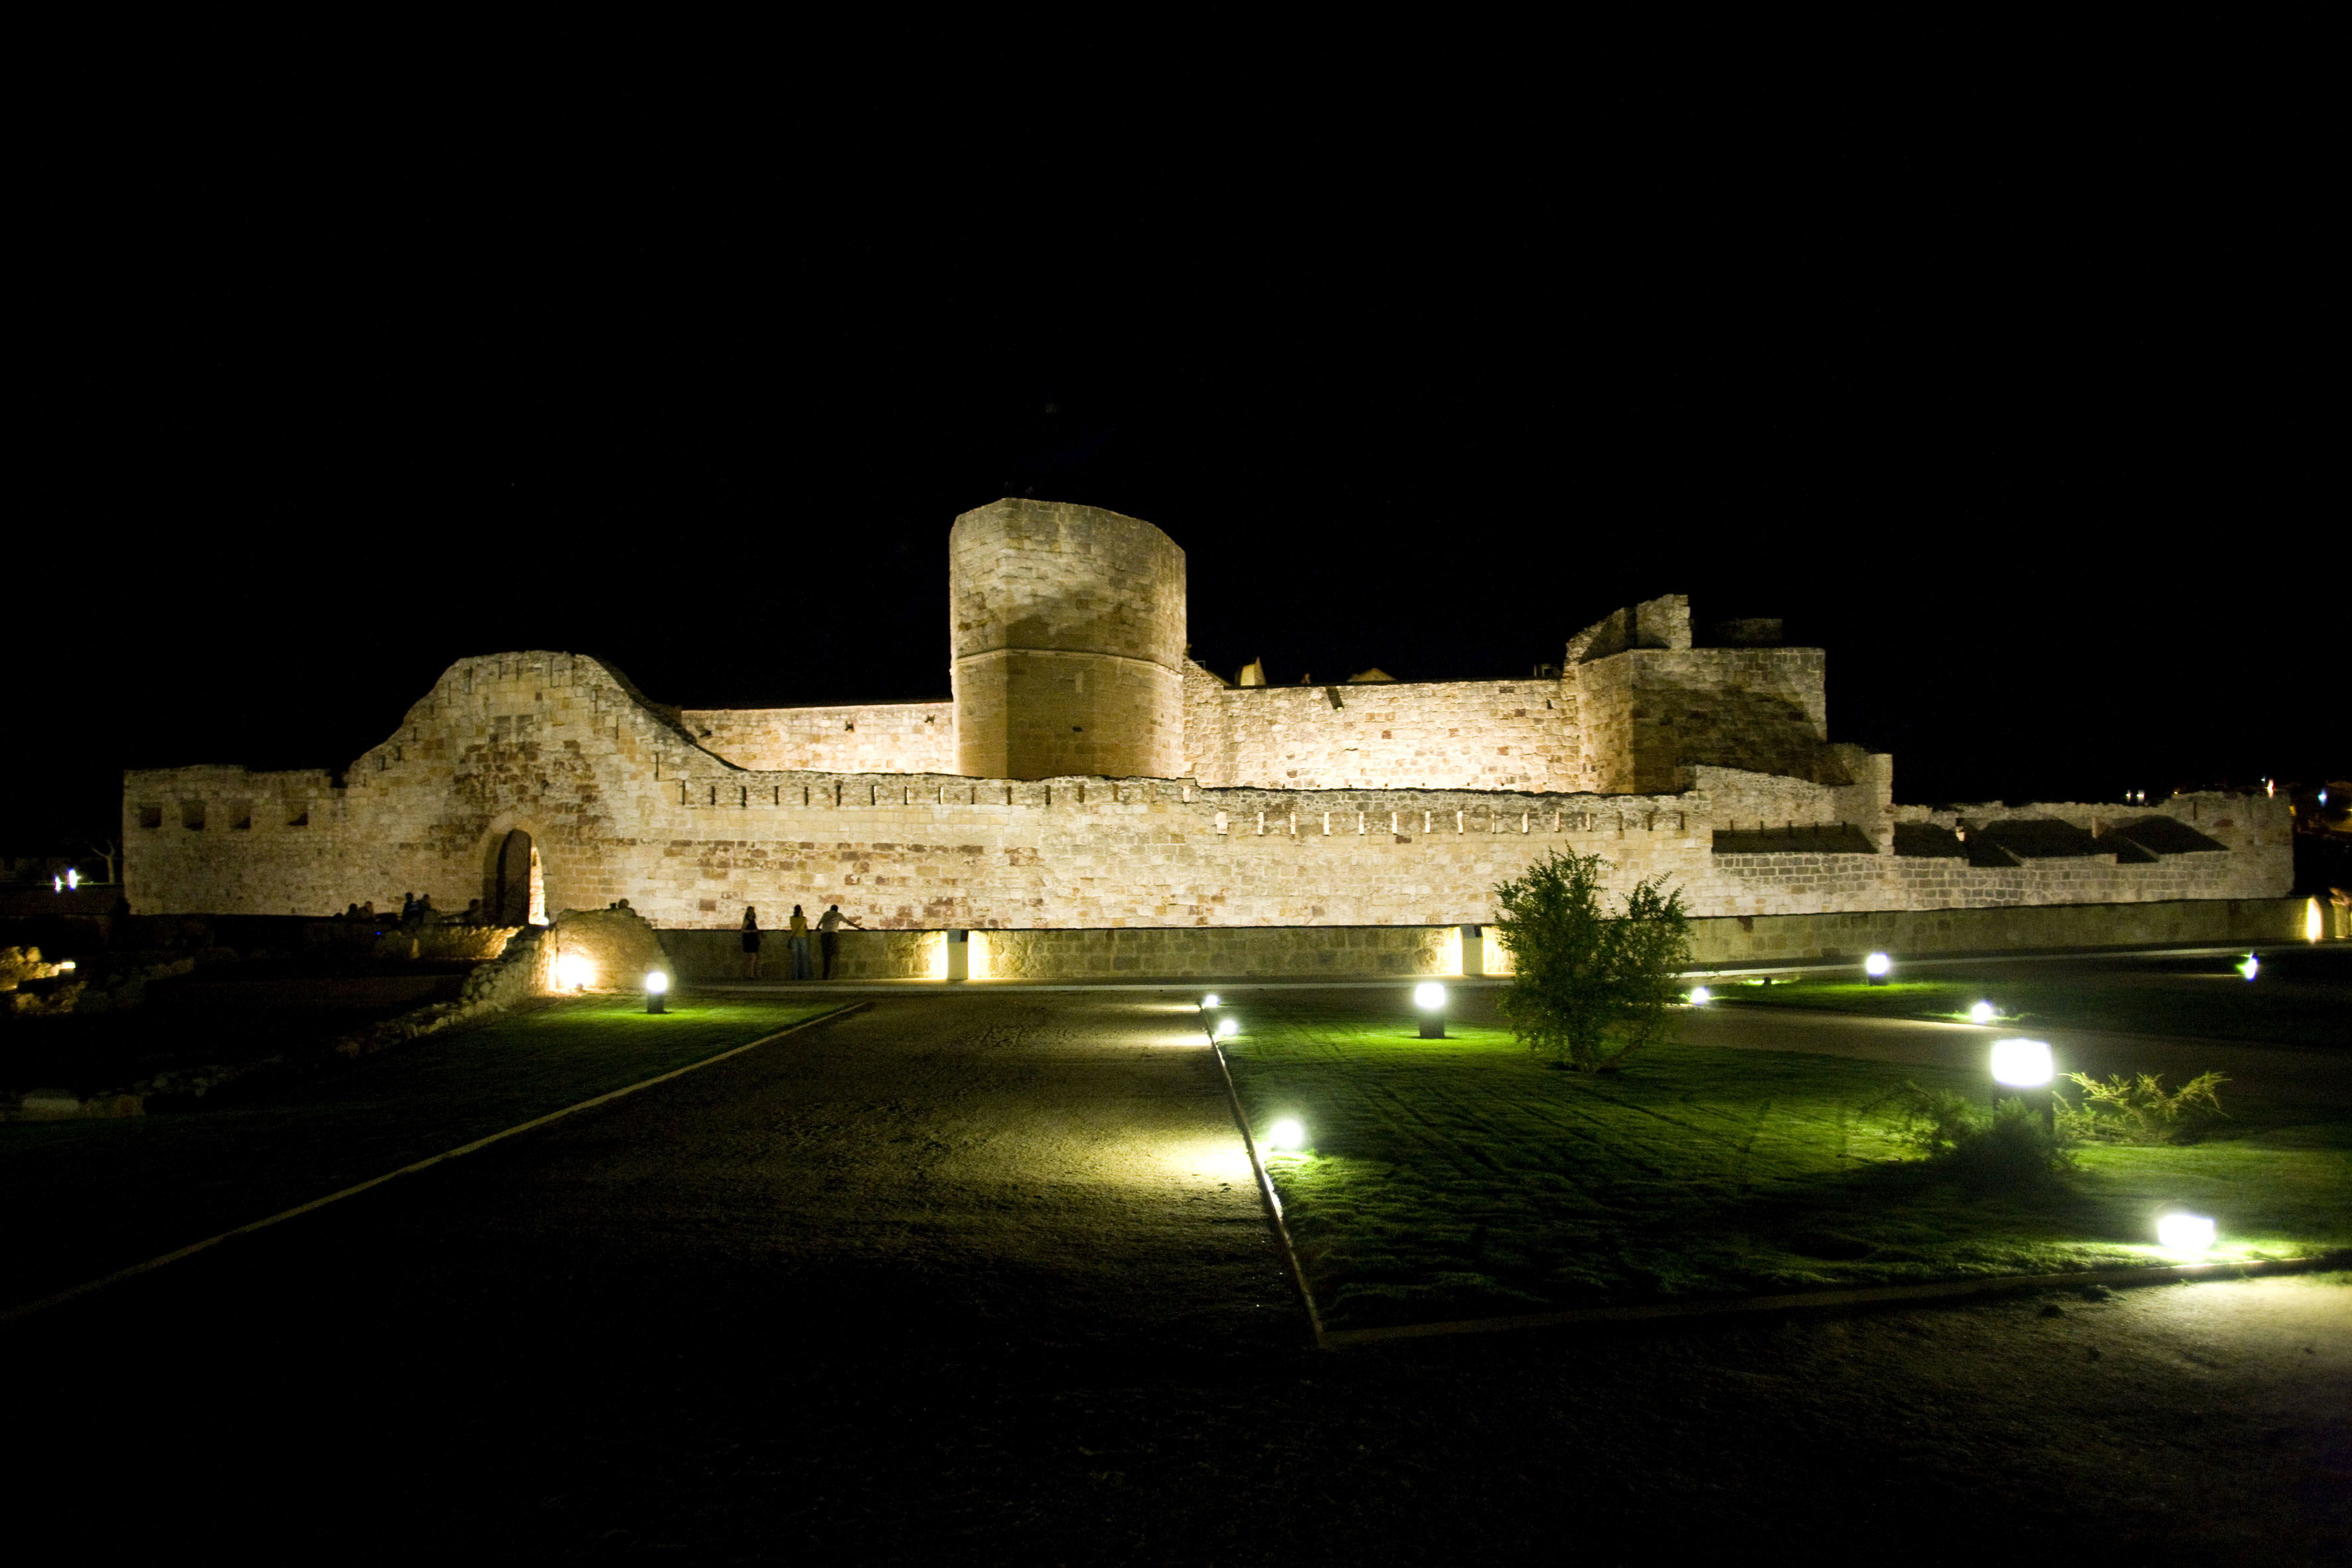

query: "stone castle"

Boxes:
[125, 499, 2296, 977]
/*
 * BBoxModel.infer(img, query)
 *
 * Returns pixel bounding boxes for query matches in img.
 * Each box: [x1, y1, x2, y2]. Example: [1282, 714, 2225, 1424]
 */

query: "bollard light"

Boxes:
[1265, 1117, 1306, 1153]
[1214, 1016, 1238, 1040]
[1863, 951, 1893, 985]
[1414, 980, 1447, 1039]
[2237, 953, 2260, 981]
[2156, 1212, 2215, 1253]
[645, 969, 668, 1014]
[1687, 985, 1712, 1006]
[1202, 993, 1221, 1010]
[555, 954, 593, 992]
[1990, 1038, 2054, 1088]
[65, 868, 79, 890]
[1969, 1000, 1998, 1025]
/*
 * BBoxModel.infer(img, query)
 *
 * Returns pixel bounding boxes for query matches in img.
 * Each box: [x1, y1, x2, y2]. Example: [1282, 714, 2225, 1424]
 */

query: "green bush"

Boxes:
[2056, 1070, 2229, 1145]
[1873, 1081, 2074, 1186]
[1493, 851, 1690, 1074]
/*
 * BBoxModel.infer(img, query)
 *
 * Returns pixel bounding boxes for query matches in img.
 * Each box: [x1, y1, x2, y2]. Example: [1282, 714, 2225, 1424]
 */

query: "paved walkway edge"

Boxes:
[1206, 1025, 1328, 1348]
[0, 1003, 869, 1330]
[1320, 1250, 2352, 1348]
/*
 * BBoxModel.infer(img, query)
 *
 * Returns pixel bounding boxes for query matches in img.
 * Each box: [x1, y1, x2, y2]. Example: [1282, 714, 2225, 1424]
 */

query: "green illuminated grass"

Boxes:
[1220, 992, 2352, 1332]
[0, 998, 844, 1314]
[1716, 951, 2349, 1048]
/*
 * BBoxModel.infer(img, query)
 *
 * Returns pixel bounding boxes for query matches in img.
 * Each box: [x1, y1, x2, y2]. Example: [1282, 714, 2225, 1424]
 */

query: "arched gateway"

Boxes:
[489, 828, 540, 925]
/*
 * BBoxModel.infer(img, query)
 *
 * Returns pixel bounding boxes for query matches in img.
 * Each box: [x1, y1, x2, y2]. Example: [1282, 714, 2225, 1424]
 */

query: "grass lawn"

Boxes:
[1219, 990, 2352, 1332]
[0, 997, 843, 1315]
[1711, 947, 2350, 1049]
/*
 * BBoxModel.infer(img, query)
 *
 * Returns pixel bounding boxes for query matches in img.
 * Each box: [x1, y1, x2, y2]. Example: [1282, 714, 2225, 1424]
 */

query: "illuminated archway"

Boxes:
[489, 828, 542, 925]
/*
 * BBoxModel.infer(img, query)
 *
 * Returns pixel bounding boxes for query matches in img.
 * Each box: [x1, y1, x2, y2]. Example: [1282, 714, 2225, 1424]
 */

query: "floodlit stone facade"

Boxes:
[124, 498, 2294, 950]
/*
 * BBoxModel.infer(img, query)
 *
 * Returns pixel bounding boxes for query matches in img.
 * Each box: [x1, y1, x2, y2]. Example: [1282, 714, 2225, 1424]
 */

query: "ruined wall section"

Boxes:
[1577, 647, 1834, 793]
[678, 702, 955, 773]
[950, 498, 1186, 780]
[1182, 665, 1583, 792]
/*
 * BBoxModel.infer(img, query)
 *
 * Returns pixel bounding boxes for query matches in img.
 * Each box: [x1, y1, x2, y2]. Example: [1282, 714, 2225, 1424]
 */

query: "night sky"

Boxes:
[15, 103, 2333, 853]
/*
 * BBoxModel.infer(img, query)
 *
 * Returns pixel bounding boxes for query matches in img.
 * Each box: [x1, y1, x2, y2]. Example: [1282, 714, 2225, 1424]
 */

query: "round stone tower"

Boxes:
[950, 498, 1186, 780]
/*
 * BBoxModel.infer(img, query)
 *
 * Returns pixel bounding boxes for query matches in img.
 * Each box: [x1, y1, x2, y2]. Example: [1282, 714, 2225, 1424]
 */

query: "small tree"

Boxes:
[1494, 850, 1691, 1073]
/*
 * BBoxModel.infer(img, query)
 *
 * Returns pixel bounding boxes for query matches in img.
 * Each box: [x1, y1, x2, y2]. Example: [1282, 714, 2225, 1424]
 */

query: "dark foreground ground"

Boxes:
[11, 993, 2347, 1564]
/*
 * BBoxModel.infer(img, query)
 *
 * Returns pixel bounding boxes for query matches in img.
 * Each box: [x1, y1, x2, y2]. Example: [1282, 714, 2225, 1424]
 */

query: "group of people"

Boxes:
[739, 903, 861, 980]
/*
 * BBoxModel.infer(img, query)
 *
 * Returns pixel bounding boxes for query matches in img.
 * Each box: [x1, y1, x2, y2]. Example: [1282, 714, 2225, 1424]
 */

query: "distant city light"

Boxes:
[1264, 1117, 1306, 1152]
[1687, 986, 1712, 1006]
[1413, 982, 1447, 1011]
[1990, 1038, 2054, 1088]
[2156, 1212, 2215, 1252]
[58, 961, 76, 973]
[1969, 1000, 1998, 1025]
[2237, 954, 2260, 981]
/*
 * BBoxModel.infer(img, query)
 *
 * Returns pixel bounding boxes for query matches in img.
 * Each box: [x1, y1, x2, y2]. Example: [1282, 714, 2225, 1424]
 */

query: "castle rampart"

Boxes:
[117, 501, 2298, 960]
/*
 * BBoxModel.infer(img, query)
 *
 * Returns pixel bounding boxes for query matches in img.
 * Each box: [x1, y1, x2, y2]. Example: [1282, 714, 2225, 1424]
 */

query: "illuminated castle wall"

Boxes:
[123, 499, 2293, 944]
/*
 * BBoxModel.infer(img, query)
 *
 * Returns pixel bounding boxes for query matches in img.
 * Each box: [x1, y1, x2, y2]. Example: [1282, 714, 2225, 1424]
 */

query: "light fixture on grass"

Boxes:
[645, 969, 668, 1014]
[1863, 951, 1893, 986]
[1264, 1117, 1306, 1152]
[1990, 1038, 2054, 1088]
[1687, 986, 1712, 1006]
[2237, 953, 2260, 981]
[2156, 1212, 2215, 1253]
[1414, 980, 1447, 1039]
[555, 953, 592, 992]
[1969, 1000, 1998, 1025]
[1214, 1016, 1238, 1040]
[1202, 993, 1220, 1010]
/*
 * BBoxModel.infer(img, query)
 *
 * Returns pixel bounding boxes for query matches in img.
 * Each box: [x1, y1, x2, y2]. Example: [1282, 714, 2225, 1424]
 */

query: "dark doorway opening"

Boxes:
[492, 829, 534, 925]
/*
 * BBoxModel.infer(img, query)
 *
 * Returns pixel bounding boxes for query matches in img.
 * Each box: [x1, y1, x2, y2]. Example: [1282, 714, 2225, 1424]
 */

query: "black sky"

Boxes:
[11, 90, 2334, 852]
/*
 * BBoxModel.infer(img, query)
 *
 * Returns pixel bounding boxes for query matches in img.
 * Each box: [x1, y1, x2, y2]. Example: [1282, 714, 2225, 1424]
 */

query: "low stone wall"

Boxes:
[1682, 896, 2309, 967]
[651, 897, 2314, 984]
[658, 927, 941, 982]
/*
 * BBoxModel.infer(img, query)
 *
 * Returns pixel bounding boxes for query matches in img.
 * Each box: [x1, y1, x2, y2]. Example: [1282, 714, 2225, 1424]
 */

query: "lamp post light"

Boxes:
[1863, 951, 1893, 986]
[1990, 1037, 2057, 1130]
[645, 970, 669, 1014]
[1414, 981, 1447, 1039]
[2156, 1211, 2216, 1253]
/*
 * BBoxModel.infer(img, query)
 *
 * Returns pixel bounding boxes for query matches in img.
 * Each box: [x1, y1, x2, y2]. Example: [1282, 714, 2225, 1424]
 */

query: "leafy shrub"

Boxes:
[1493, 851, 1690, 1074]
[1873, 1081, 2074, 1186]
[2055, 1070, 2228, 1144]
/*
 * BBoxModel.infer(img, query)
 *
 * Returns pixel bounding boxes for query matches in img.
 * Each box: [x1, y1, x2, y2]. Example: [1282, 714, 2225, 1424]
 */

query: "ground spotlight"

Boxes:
[1265, 1117, 1306, 1152]
[1990, 1038, 2054, 1088]
[2237, 953, 2260, 981]
[1687, 985, 1711, 1006]
[555, 954, 593, 992]
[645, 969, 668, 1014]
[1969, 1000, 1997, 1025]
[1202, 993, 1221, 1010]
[1214, 1016, 1238, 1040]
[1864, 951, 1893, 985]
[1414, 980, 1447, 1039]
[2156, 1212, 2215, 1252]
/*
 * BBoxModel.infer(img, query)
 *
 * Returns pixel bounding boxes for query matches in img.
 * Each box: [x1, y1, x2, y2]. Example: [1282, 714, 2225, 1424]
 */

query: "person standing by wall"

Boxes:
[788, 905, 813, 980]
[740, 905, 763, 979]
[817, 903, 864, 979]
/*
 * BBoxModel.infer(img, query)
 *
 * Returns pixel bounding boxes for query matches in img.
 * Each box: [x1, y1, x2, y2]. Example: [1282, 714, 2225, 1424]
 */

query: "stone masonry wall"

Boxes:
[680, 702, 955, 773]
[1578, 647, 1834, 793]
[123, 653, 2296, 941]
[1182, 661, 1585, 792]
